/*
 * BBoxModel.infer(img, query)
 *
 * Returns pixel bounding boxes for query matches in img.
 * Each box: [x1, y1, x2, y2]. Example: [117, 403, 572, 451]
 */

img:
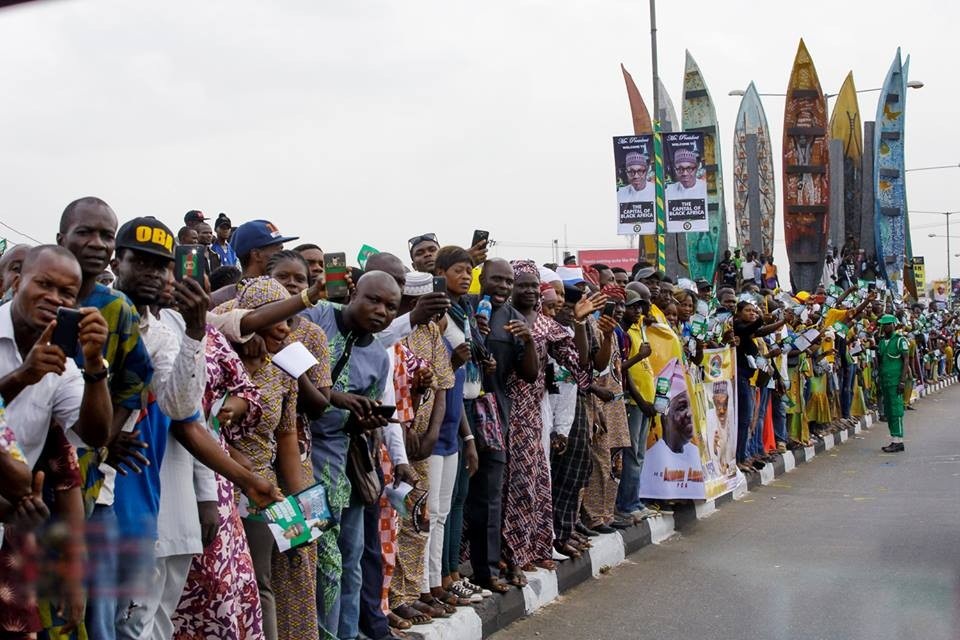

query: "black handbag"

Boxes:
[333, 333, 384, 506]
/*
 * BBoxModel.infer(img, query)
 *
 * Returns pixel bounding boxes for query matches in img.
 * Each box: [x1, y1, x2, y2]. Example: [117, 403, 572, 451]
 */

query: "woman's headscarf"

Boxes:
[511, 259, 539, 281]
[601, 283, 625, 302]
[236, 275, 290, 310]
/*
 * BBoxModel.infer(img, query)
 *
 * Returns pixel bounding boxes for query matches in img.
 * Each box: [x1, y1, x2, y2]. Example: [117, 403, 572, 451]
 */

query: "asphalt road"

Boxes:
[492, 387, 960, 640]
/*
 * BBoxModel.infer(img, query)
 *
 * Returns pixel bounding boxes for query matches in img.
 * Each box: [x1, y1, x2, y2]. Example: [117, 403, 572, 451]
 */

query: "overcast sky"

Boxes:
[0, 0, 956, 285]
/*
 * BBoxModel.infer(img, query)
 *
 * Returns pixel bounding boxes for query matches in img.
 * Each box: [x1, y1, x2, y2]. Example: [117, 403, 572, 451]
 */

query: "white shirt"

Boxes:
[378, 313, 413, 348]
[741, 261, 756, 281]
[0, 302, 84, 468]
[617, 182, 655, 203]
[153, 309, 215, 558]
[382, 345, 409, 468]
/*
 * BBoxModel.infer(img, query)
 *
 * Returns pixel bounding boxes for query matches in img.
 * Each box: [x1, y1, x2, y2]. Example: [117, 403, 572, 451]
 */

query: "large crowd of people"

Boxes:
[0, 199, 955, 640]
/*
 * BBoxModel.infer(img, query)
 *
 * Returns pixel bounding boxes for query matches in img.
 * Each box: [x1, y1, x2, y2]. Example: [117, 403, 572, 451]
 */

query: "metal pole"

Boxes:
[948, 213, 952, 303]
[649, 0, 666, 272]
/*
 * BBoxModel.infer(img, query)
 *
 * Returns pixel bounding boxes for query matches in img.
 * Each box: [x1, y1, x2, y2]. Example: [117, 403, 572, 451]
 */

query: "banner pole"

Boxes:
[649, 0, 665, 272]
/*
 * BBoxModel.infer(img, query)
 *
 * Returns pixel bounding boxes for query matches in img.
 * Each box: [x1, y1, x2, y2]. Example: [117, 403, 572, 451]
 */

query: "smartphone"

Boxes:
[602, 301, 616, 317]
[432, 276, 447, 294]
[52, 307, 83, 358]
[471, 230, 489, 248]
[174, 244, 206, 282]
[374, 404, 396, 419]
[324, 252, 349, 300]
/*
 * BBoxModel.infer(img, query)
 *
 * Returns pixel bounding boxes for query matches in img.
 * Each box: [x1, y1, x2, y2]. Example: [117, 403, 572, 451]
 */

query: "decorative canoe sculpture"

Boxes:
[733, 82, 776, 257]
[828, 72, 863, 251]
[783, 39, 830, 293]
[874, 48, 907, 287]
[681, 50, 726, 283]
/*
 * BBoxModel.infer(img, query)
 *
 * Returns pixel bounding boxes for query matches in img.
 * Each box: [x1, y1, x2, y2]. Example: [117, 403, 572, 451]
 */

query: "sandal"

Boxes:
[555, 541, 581, 559]
[476, 577, 511, 594]
[412, 599, 447, 619]
[534, 559, 557, 570]
[387, 612, 413, 630]
[433, 588, 470, 607]
[392, 604, 432, 626]
[419, 596, 455, 617]
[506, 569, 528, 588]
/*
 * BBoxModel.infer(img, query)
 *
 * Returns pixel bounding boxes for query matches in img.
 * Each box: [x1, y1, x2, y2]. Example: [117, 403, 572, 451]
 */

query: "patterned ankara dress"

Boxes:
[390, 324, 454, 609]
[502, 313, 589, 567]
[272, 317, 331, 640]
[173, 326, 265, 640]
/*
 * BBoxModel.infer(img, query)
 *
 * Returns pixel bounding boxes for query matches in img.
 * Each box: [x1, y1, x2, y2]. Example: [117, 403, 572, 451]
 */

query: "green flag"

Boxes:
[357, 245, 379, 270]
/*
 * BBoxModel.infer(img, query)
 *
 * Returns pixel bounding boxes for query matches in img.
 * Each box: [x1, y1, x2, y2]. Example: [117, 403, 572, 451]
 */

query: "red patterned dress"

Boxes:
[173, 326, 265, 640]
[502, 313, 588, 568]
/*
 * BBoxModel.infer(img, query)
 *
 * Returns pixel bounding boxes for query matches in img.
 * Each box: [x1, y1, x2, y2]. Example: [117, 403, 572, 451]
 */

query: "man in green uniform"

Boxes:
[877, 314, 910, 452]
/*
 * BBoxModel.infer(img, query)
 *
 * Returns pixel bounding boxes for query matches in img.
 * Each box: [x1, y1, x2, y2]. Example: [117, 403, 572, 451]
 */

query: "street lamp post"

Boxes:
[905, 163, 960, 173]
[918, 210, 960, 302]
[728, 80, 924, 99]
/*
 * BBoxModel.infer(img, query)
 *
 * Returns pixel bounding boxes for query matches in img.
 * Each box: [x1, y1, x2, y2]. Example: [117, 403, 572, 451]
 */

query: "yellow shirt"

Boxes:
[626, 320, 655, 404]
[821, 308, 849, 364]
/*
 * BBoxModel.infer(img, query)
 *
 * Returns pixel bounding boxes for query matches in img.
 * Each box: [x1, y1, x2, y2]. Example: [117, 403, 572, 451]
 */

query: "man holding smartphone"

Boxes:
[0, 245, 112, 636]
[210, 219, 299, 306]
[57, 196, 155, 637]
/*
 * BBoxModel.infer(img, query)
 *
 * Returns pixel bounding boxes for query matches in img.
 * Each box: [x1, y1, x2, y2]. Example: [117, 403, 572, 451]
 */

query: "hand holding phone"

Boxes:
[51, 307, 83, 358]
[19, 320, 68, 385]
[324, 252, 349, 300]
[175, 245, 207, 282]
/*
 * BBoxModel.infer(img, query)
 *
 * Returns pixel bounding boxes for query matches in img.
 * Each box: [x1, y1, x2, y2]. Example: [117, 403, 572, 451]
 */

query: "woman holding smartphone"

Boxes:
[230, 277, 305, 640]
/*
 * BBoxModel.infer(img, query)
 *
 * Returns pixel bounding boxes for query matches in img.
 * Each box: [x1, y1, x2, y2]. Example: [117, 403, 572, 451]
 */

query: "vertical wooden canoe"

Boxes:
[873, 48, 907, 287]
[783, 39, 830, 293]
[828, 72, 863, 251]
[621, 63, 659, 265]
[733, 82, 776, 257]
[900, 55, 917, 298]
[681, 50, 726, 283]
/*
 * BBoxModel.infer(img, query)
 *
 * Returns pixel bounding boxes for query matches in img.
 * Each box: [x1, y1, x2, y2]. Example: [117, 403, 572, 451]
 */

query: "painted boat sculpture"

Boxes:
[828, 72, 863, 251]
[681, 50, 726, 283]
[733, 81, 776, 257]
[874, 48, 907, 287]
[783, 39, 830, 293]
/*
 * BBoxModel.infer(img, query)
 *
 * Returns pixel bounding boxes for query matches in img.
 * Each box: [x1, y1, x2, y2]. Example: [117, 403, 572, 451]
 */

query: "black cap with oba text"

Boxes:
[115, 217, 176, 261]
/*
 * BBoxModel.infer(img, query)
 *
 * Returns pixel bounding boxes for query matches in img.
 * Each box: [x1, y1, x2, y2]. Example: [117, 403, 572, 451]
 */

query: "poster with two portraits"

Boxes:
[613, 132, 708, 235]
[637, 347, 743, 501]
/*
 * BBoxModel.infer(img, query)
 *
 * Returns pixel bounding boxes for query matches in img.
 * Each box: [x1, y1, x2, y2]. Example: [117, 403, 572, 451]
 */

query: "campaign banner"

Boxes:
[662, 132, 708, 233]
[911, 256, 925, 297]
[700, 347, 742, 499]
[613, 135, 656, 236]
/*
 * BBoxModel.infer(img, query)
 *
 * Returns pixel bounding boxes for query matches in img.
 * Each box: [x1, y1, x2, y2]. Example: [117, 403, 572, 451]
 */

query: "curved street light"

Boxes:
[728, 80, 924, 98]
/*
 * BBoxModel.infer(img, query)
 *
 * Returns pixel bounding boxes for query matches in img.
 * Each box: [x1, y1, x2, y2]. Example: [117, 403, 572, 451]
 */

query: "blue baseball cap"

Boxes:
[230, 219, 299, 257]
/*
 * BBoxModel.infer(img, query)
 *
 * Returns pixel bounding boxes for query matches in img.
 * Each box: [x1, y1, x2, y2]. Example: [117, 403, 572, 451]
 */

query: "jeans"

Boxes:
[772, 392, 787, 444]
[85, 504, 118, 639]
[425, 453, 459, 589]
[749, 386, 770, 458]
[615, 405, 649, 514]
[336, 498, 365, 640]
[736, 370, 755, 463]
[442, 443, 470, 577]
[840, 364, 855, 418]
[358, 501, 391, 640]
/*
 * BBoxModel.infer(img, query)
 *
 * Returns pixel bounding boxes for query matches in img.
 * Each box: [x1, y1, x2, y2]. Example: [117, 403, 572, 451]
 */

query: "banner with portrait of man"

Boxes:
[700, 347, 743, 499]
[613, 135, 656, 236]
[663, 132, 708, 233]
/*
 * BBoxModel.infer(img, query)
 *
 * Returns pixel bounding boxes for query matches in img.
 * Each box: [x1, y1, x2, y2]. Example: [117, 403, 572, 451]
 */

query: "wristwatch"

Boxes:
[82, 367, 109, 384]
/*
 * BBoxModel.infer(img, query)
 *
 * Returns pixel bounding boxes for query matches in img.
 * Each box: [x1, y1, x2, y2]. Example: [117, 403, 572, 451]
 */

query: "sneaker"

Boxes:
[881, 442, 905, 453]
[610, 516, 633, 530]
[459, 578, 492, 599]
[593, 524, 617, 534]
[449, 580, 482, 603]
[575, 522, 600, 537]
[776, 442, 787, 454]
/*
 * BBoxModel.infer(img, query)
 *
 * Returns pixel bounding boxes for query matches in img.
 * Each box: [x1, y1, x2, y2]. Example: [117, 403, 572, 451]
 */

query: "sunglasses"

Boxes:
[408, 233, 438, 252]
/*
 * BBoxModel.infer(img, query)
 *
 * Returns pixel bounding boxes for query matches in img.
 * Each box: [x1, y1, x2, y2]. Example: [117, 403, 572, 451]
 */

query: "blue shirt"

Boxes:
[210, 240, 238, 268]
[434, 338, 465, 456]
[302, 303, 390, 475]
